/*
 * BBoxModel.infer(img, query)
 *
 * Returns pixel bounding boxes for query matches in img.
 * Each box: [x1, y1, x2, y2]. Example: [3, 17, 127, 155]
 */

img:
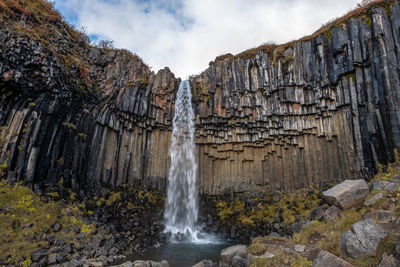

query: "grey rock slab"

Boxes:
[323, 179, 369, 209]
[339, 219, 387, 258]
[220, 245, 248, 267]
[377, 254, 400, 267]
[365, 193, 385, 206]
[362, 210, 392, 224]
[369, 180, 399, 192]
[312, 250, 354, 267]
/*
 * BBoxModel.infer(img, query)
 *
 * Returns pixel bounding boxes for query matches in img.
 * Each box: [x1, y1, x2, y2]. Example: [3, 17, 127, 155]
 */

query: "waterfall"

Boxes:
[164, 80, 199, 242]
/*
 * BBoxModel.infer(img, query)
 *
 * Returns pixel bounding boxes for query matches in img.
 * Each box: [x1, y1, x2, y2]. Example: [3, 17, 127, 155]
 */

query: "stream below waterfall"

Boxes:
[129, 241, 235, 267]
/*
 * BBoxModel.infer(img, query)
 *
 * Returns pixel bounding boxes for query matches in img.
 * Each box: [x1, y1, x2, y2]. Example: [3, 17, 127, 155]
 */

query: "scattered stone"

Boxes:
[362, 210, 392, 224]
[260, 252, 275, 259]
[290, 220, 313, 233]
[31, 248, 48, 262]
[132, 260, 170, 267]
[21, 222, 34, 229]
[294, 245, 306, 253]
[111, 262, 133, 267]
[192, 260, 217, 267]
[310, 206, 327, 221]
[396, 236, 400, 255]
[377, 254, 399, 267]
[365, 193, 385, 206]
[72, 225, 81, 233]
[67, 259, 83, 267]
[48, 255, 58, 265]
[339, 219, 387, 258]
[268, 232, 281, 238]
[323, 179, 369, 209]
[369, 181, 399, 192]
[53, 223, 61, 232]
[284, 248, 292, 253]
[312, 250, 354, 267]
[220, 245, 248, 267]
[323, 205, 342, 223]
[232, 255, 247, 267]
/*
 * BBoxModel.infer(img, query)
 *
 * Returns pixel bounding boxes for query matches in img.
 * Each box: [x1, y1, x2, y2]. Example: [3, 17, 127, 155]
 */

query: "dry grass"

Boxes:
[0, 180, 96, 264]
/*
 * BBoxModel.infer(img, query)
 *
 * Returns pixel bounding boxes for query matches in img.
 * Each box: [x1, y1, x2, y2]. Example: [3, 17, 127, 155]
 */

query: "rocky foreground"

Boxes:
[1, 161, 398, 267]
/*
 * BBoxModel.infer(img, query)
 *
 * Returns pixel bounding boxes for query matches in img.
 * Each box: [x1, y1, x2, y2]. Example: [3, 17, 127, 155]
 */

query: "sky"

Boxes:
[53, 0, 360, 78]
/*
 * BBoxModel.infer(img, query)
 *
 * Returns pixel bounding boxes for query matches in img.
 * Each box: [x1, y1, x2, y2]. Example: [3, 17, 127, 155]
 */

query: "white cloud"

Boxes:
[54, 0, 360, 78]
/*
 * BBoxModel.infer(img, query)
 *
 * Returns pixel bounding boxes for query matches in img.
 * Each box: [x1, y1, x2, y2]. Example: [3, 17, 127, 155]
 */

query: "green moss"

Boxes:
[105, 192, 121, 206]
[0, 180, 96, 264]
[62, 122, 77, 130]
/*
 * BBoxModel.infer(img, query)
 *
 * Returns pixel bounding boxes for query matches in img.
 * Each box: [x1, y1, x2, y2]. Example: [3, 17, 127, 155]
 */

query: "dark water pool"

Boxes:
[129, 242, 235, 267]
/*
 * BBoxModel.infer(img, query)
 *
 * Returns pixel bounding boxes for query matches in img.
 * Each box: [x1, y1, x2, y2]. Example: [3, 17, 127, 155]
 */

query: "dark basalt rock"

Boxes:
[1, 1, 400, 197]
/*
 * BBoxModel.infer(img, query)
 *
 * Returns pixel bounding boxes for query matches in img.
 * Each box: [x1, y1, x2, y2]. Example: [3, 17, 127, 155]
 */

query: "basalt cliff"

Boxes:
[1, 0, 400, 195]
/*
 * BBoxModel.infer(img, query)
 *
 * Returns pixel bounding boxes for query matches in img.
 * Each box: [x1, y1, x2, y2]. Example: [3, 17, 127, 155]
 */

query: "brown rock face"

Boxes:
[1, 1, 400, 195]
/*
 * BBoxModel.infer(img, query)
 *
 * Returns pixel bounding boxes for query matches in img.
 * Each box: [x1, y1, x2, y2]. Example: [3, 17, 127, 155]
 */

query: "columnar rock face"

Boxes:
[190, 2, 400, 194]
[1, 1, 400, 195]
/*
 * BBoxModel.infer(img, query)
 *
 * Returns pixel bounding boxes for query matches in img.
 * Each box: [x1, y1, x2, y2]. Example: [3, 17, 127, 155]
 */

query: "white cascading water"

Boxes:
[163, 80, 203, 243]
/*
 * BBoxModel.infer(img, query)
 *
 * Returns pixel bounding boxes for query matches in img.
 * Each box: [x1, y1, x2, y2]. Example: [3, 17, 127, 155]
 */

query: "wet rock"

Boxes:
[362, 210, 393, 224]
[339, 219, 387, 258]
[323, 206, 342, 223]
[323, 180, 369, 209]
[369, 181, 399, 192]
[312, 250, 354, 267]
[365, 193, 384, 206]
[220, 245, 248, 267]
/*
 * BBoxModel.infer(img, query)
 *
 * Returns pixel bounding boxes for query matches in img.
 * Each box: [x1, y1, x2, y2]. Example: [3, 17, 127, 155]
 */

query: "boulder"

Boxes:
[294, 245, 306, 253]
[290, 220, 313, 233]
[31, 248, 48, 262]
[377, 254, 399, 267]
[323, 180, 369, 209]
[310, 206, 327, 221]
[132, 260, 170, 267]
[339, 219, 387, 258]
[192, 260, 217, 267]
[312, 250, 354, 267]
[365, 193, 384, 206]
[369, 181, 399, 192]
[362, 210, 392, 224]
[110, 262, 133, 267]
[220, 245, 248, 267]
[323, 206, 342, 223]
